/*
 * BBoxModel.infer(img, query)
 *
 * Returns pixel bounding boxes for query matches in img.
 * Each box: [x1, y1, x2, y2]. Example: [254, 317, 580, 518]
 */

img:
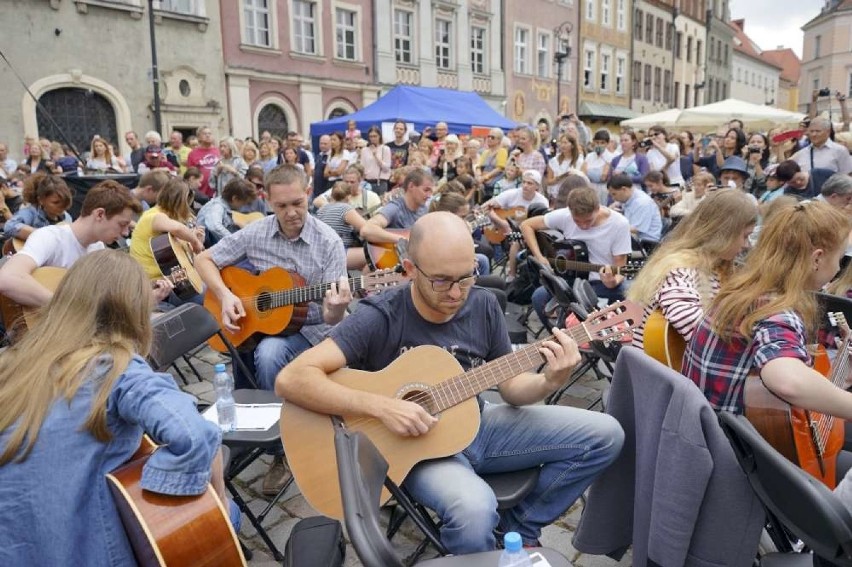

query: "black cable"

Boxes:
[0, 47, 84, 165]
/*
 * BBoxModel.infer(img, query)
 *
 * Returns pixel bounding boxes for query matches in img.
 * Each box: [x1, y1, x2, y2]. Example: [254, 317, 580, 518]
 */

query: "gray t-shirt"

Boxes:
[376, 197, 428, 230]
[330, 285, 512, 373]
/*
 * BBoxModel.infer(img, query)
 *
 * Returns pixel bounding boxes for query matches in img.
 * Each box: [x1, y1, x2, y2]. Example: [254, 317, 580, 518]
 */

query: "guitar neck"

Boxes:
[549, 258, 616, 274]
[429, 325, 592, 413]
[268, 276, 367, 309]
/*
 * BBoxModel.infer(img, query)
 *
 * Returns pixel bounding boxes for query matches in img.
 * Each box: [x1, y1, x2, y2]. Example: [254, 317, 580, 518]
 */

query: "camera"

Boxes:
[818, 87, 831, 97]
[748, 146, 761, 154]
[639, 138, 653, 149]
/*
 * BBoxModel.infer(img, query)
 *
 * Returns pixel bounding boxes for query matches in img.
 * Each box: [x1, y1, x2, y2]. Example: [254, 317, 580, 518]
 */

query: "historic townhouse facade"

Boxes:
[703, 0, 733, 104]
[799, 0, 852, 114]
[672, 0, 706, 109]
[631, 0, 675, 115]
[728, 20, 781, 107]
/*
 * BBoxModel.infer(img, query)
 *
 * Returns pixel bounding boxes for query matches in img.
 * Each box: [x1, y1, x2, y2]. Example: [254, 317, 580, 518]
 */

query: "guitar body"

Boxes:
[231, 211, 265, 228]
[536, 232, 589, 280]
[150, 233, 204, 300]
[280, 346, 481, 520]
[365, 229, 410, 270]
[744, 347, 842, 489]
[106, 437, 246, 567]
[0, 266, 66, 336]
[642, 310, 687, 370]
[484, 207, 527, 244]
[204, 266, 308, 352]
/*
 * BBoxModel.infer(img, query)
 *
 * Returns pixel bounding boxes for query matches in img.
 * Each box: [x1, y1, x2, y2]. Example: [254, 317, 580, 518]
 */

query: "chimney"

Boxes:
[732, 18, 745, 31]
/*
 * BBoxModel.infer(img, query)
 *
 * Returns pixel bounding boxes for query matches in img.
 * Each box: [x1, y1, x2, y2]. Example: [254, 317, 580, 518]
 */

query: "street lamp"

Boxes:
[147, 0, 163, 135]
[553, 22, 573, 121]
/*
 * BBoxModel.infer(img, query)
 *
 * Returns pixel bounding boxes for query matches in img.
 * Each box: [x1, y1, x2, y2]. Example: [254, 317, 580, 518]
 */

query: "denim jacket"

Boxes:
[0, 355, 221, 566]
[3, 205, 72, 239]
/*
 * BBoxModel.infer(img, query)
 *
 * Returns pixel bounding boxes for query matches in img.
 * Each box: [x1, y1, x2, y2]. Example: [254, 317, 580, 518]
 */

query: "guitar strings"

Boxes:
[812, 328, 852, 447]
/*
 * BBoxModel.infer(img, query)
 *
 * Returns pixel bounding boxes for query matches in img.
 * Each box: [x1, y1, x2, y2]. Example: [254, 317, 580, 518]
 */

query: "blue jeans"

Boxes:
[476, 253, 490, 276]
[402, 403, 623, 554]
[532, 280, 625, 328]
[254, 333, 312, 391]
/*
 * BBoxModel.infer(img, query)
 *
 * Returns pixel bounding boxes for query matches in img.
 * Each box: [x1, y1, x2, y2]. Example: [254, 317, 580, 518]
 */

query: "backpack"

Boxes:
[283, 516, 345, 567]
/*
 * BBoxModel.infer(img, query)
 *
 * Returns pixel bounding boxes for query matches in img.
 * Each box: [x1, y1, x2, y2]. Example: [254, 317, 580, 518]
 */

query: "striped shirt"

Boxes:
[316, 202, 357, 248]
[633, 267, 720, 349]
[208, 213, 346, 345]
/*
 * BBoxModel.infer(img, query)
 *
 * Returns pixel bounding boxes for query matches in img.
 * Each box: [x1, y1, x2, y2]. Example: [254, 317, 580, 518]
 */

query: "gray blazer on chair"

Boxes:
[573, 347, 764, 567]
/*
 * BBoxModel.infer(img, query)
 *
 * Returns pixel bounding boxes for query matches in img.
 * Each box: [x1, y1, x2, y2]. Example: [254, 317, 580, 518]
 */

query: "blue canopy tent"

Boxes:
[309, 85, 516, 139]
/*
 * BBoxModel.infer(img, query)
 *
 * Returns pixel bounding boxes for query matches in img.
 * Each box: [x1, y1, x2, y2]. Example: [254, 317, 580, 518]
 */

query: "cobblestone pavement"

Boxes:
[177, 302, 632, 566]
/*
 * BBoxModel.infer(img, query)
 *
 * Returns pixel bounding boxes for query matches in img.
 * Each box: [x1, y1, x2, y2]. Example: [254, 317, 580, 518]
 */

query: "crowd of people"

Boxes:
[2, 90, 852, 564]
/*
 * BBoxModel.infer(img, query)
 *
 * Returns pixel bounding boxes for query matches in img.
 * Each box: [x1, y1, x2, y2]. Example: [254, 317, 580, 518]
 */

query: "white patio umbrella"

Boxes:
[620, 108, 683, 129]
[675, 99, 805, 131]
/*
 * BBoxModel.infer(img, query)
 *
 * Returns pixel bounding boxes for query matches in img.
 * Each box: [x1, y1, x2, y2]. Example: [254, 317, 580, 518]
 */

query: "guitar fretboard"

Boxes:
[427, 325, 592, 413]
[266, 276, 367, 310]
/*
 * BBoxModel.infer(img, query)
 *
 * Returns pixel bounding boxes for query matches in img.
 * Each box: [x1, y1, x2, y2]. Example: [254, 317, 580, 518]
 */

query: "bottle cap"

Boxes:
[503, 531, 522, 552]
[214, 363, 226, 373]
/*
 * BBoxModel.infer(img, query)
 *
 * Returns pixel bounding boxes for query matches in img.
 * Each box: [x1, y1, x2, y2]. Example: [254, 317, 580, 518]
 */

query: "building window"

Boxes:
[708, 37, 714, 63]
[160, 0, 205, 16]
[537, 32, 550, 78]
[815, 35, 821, 59]
[813, 77, 820, 93]
[695, 39, 702, 63]
[684, 83, 691, 107]
[600, 52, 611, 91]
[655, 17, 663, 48]
[335, 7, 357, 60]
[715, 80, 721, 101]
[675, 31, 682, 59]
[736, 68, 741, 82]
[435, 18, 453, 69]
[257, 103, 289, 139]
[644, 63, 652, 100]
[686, 36, 692, 63]
[393, 9, 413, 64]
[665, 23, 673, 50]
[674, 81, 680, 107]
[616, 54, 626, 94]
[723, 44, 729, 65]
[721, 82, 727, 99]
[602, 0, 611, 26]
[514, 27, 529, 74]
[471, 25, 486, 74]
[633, 61, 642, 98]
[645, 13, 653, 44]
[292, 0, 317, 54]
[664, 69, 672, 104]
[653, 66, 661, 102]
[616, 0, 626, 31]
[751, 72, 755, 86]
[635, 9, 643, 38]
[243, 0, 271, 47]
[584, 47, 596, 90]
[586, 0, 596, 21]
[708, 77, 714, 102]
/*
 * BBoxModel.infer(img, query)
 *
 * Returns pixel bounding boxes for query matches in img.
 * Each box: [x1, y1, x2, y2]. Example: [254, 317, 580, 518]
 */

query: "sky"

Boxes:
[729, 0, 824, 57]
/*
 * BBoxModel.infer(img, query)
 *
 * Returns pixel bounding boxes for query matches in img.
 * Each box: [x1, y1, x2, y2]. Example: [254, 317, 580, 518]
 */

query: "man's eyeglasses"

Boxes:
[413, 261, 477, 292]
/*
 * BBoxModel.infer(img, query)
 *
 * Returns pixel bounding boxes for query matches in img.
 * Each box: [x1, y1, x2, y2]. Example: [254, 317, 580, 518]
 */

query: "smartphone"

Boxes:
[700, 136, 710, 148]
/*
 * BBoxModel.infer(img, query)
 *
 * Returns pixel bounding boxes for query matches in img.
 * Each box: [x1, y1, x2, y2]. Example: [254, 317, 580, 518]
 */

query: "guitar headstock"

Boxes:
[617, 260, 646, 280]
[169, 267, 189, 285]
[580, 300, 644, 344]
[363, 267, 407, 292]
[828, 311, 850, 338]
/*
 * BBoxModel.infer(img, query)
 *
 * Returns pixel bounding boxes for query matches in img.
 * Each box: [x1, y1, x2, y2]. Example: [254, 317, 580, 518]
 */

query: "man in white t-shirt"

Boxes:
[313, 166, 381, 213]
[483, 170, 549, 280]
[521, 185, 632, 326]
[0, 181, 171, 309]
[644, 126, 683, 186]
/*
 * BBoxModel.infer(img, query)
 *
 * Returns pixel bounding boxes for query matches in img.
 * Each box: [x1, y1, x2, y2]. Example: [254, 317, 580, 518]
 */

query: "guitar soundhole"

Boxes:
[401, 389, 437, 415]
[256, 292, 273, 312]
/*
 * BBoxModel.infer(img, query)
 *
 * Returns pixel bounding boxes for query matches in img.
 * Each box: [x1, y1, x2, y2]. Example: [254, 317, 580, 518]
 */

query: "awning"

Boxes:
[578, 102, 638, 121]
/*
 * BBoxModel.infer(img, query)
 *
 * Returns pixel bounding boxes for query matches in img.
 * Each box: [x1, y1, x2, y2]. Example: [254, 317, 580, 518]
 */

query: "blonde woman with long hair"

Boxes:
[682, 200, 852, 418]
[0, 250, 234, 565]
[129, 177, 204, 293]
[629, 189, 758, 350]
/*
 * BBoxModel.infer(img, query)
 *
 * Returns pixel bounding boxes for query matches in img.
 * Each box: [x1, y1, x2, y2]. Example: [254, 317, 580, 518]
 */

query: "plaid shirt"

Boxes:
[681, 309, 811, 413]
[209, 213, 346, 345]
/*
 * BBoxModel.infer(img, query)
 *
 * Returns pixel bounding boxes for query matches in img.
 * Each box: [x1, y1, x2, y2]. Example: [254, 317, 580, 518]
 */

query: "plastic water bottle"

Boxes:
[213, 363, 236, 432]
[498, 532, 532, 567]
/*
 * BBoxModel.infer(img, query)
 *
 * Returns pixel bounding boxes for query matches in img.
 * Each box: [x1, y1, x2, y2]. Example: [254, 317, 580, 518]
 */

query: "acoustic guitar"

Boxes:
[231, 211, 265, 228]
[535, 232, 644, 279]
[204, 266, 406, 352]
[106, 436, 246, 567]
[642, 310, 687, 370]
[1, 237, 24, 256]
[150, 233, 204, 300]
[484, 206, 527, 244]
[280, 300, 643, 520]
[744, 313, 849, 488]
[0, 266, 191, 338]
[364, 229, 410, 271]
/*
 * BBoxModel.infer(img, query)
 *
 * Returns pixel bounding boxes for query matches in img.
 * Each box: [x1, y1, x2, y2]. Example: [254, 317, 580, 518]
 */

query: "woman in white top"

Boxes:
[209, 137, 248, 196]
[359, 126, 392, 195]
[645, 125, 683, 186]
[545, 134, 585, 202]
[324, 132, 349, 184]
[86, 137, 123, 173]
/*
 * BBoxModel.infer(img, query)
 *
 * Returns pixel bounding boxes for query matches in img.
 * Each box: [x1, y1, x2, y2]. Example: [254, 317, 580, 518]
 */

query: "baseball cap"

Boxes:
[145, 145, 162, 156]
[522, 170, 542, 185]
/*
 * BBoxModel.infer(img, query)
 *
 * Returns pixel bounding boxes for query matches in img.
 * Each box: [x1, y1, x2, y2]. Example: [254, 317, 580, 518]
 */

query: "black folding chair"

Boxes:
[719, 412, 852, 566]
[334, 427, 572, 567]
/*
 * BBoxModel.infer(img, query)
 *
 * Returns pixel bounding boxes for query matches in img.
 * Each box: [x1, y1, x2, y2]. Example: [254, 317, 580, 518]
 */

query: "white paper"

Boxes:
[202, 403, 282, 431]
